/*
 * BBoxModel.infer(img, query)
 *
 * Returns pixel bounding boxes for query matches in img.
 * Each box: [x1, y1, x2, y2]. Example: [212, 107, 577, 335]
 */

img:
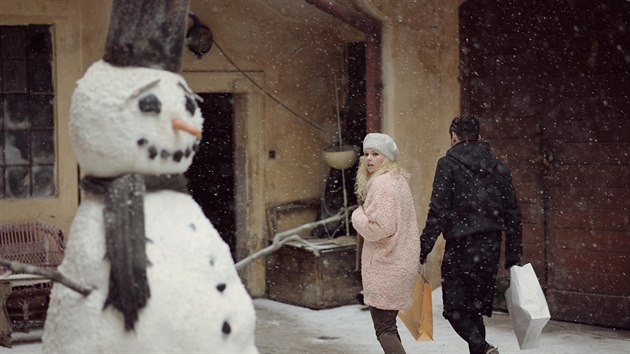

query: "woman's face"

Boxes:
[364, 148, 386, 174]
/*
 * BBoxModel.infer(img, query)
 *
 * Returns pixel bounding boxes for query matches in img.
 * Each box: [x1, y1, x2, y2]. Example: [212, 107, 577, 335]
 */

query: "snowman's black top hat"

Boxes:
[103, 0, 190, 73]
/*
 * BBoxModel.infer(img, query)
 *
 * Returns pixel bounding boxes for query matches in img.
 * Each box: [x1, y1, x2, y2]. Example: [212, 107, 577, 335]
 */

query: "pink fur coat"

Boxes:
[351, 172, 420, 310]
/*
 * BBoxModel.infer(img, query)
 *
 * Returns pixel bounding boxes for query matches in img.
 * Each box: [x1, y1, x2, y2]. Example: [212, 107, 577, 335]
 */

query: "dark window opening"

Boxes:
[0, 25, 55, 199]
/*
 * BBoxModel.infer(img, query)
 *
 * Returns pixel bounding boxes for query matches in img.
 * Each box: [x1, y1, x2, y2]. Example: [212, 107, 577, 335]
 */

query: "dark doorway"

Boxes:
[460, 0, 630, 329]
[186, 93, 236, 259]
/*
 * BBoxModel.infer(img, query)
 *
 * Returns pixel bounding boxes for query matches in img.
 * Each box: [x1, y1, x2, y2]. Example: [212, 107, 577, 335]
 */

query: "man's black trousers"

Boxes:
[441, 231, 501, 354]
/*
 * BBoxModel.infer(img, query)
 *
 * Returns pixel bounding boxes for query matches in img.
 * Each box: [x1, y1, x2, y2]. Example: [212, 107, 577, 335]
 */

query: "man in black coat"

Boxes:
[420, 114, 523, 354]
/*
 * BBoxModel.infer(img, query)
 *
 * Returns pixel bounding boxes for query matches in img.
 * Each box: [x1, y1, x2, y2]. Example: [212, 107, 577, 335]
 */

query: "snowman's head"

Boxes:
[70, 60, 203, 177]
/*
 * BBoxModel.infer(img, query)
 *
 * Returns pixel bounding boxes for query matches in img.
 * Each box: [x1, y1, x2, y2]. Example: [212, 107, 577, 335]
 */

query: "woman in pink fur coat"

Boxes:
[351, 133, 421, 354]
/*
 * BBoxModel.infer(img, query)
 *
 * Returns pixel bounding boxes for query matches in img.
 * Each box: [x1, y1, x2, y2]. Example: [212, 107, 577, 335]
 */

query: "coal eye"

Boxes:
[185, 96, 197, 116]
[139, 94, 161, 114]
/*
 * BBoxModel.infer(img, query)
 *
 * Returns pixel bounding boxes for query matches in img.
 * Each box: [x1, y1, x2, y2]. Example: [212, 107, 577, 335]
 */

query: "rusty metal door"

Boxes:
[460, 0, 629, 329]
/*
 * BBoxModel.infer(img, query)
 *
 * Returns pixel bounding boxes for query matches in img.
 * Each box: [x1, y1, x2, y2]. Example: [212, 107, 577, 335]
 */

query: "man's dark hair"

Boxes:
[449, 114, 480, 141]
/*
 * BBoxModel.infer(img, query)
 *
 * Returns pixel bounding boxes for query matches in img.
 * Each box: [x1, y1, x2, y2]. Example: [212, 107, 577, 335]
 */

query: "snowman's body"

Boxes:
[42, 61, 257, 353]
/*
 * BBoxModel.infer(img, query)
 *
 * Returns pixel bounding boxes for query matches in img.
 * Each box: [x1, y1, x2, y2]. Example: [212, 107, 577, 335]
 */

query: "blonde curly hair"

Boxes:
[354, 155, 409, 203]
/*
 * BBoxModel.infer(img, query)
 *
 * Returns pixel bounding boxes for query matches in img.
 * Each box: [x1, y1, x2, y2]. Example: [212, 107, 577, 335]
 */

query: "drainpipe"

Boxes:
[305, 0, 382, 133]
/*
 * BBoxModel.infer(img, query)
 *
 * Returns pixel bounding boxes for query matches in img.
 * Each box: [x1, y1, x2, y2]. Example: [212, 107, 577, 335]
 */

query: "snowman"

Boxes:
[42, 1, 257, 352]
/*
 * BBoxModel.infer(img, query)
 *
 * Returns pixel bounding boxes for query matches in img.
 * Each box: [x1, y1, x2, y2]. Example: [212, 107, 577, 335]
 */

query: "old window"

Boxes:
[0, 25, 55, 199]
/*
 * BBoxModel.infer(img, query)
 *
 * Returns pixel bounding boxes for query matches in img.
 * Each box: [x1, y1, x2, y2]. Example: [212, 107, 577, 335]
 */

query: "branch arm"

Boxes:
[0, 258, 92, 296]
[236, 205, 357, 270]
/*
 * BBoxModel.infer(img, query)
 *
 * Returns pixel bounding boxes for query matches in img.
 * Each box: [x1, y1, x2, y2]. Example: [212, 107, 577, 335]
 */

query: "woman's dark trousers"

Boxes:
[369, 307, 406, 354]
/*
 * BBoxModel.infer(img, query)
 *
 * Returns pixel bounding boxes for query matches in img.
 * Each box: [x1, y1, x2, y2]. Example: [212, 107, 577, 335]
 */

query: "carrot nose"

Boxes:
[172, 119, 201, 137]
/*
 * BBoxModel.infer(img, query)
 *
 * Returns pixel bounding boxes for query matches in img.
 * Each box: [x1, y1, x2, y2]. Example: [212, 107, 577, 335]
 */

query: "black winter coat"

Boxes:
[420, 140, 522, 268]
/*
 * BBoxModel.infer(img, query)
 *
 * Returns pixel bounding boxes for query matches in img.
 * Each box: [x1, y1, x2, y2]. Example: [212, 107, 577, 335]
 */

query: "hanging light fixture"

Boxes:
[186, 13, 213, 58]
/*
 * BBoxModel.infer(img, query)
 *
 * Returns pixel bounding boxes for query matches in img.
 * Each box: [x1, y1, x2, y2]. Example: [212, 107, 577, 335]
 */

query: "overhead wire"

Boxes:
[213, 41, 325, 132]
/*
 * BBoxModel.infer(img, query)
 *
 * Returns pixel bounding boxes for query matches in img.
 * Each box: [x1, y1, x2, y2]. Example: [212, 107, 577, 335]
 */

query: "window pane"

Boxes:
[5, 165, 29, 198]
[29, 60, 53, 93]
[30, 95, 53, 127]
[0, 26, 27, 59]
[4, 130, 30, 165]
[0, 24, 54, 200]
[31, 130, 54, 164]
[32, 164, 55, 197]
[29, 25, 52, 59]
[2, 59, 28, 93]
[4, 94, 29, 129]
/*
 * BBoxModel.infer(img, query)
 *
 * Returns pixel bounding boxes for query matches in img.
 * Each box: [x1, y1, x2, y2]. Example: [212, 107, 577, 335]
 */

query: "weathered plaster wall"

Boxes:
[355, 0, 463, 287]
[186, 1, 362, 207]
[1, 0, 463, 294]
[186, 1, 364, 295]
[0, 0, 82, 235]
[78, 0, 110, 69]
[75, 0, 364, 295]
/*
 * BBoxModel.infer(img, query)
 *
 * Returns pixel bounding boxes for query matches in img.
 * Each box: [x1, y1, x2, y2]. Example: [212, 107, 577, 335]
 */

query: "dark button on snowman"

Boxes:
[42, 1, 257, 352]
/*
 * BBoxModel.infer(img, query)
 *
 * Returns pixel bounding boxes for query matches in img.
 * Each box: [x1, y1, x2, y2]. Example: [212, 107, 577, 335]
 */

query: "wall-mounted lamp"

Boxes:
[186, 13, 213, 59]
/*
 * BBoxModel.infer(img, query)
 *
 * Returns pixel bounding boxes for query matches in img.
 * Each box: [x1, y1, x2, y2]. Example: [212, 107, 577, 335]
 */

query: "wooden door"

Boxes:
[460, 0, 630, 329]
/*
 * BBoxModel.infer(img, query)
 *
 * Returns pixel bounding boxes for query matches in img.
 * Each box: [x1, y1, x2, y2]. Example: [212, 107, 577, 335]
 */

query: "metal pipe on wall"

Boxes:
[304, 0, 382, 133]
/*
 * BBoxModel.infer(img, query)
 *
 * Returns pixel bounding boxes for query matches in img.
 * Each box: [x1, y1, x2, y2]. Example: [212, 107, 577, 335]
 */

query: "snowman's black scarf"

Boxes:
[81, 173, 189, 331]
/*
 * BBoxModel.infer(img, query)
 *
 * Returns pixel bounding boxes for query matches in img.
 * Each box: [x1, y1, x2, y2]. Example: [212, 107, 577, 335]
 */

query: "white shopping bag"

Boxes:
[505, 263, 551, 350]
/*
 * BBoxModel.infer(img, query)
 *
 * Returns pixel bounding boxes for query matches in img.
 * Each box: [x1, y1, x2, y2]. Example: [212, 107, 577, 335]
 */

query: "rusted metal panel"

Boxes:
[552, 229, 630, 253]
[550, 208, 628, 231]
[547, 165, 630, 188]
[547, 289, 630, 329]
[549, 269, 630, 296]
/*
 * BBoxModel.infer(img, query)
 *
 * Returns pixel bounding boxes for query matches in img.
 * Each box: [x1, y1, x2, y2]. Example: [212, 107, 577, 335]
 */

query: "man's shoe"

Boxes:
[485, 344, 499, 354]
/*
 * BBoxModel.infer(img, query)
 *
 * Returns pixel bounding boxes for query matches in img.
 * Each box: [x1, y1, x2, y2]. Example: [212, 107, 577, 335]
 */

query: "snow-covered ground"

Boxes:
[4, 287, 629, 353]
[255, 288, 630, 354]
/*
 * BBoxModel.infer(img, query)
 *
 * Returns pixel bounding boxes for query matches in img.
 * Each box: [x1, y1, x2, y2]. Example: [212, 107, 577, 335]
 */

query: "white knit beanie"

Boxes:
[362, 133, 400, 161]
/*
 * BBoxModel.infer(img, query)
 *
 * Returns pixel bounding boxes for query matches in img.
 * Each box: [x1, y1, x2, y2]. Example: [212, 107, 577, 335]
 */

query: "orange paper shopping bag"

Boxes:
[398, 273, 433, 341]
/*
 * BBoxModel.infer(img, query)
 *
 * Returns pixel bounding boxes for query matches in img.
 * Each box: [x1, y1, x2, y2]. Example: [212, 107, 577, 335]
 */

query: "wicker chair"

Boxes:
[0, 222, 65, 334]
